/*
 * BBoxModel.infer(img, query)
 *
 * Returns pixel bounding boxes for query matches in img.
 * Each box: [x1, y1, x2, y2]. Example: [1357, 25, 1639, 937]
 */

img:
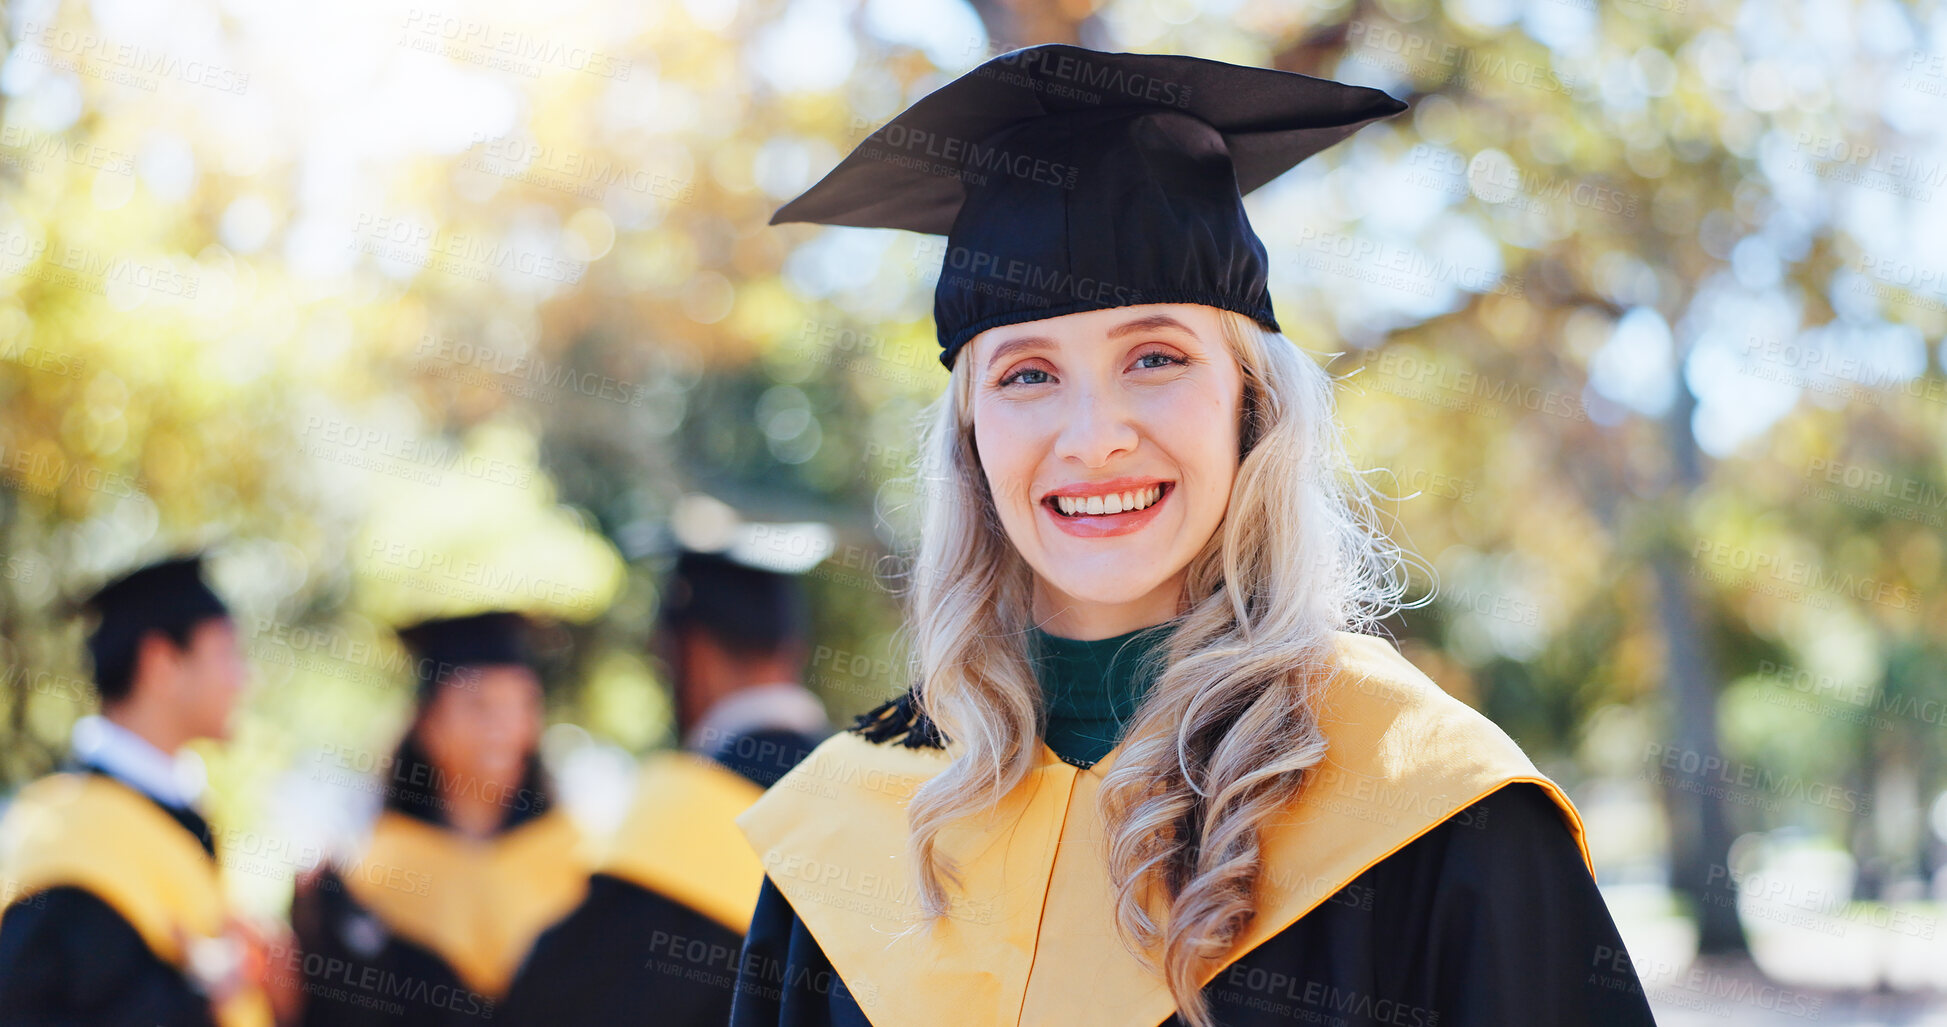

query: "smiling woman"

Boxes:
[726, 43, 1659, 1027]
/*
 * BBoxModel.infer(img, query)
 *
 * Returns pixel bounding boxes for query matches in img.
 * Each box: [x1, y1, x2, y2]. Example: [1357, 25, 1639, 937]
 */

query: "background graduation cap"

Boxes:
[771, 43, 1409, 371]
[643, 493, 831, 656]
[394, 610, 543, 700]
[79, 553, 231, 701]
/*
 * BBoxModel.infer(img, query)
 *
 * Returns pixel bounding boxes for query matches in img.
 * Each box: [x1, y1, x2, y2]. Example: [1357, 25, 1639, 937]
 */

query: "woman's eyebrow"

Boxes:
[1107, 315, 1196, 338]
[985, 336, 1054, 372]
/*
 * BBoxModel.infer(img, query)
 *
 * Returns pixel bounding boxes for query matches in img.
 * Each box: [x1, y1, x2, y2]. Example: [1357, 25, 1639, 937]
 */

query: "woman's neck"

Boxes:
[1031, 576, 1186, 640]
[1029, 618, 1182, 767]
[438, 783, 508, 838]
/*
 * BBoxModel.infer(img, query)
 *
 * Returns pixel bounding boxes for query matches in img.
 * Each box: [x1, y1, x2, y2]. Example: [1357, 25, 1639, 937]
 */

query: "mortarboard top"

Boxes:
[661, 492, 834, 576]
[81, 553, 229, 632]
[394, 610, 540, 698]
[772, 43, 1409, 371]
[648, 494, 823, 654]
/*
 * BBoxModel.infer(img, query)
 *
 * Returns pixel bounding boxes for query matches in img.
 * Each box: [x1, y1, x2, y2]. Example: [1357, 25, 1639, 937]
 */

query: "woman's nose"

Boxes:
[1052, 378, 1142, 465]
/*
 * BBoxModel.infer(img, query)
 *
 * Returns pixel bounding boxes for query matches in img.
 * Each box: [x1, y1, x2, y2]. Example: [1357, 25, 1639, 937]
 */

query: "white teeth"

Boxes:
[1054, 485, 1164, 517]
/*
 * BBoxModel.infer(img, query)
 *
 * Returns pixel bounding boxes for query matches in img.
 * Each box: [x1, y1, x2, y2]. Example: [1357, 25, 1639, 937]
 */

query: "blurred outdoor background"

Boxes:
[1, 0, 1945, 1022]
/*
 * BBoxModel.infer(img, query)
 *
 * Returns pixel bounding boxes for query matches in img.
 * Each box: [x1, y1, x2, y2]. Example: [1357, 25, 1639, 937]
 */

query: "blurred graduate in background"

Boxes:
[0, 554, 284, 1026]
[500, 493, 833, 1026]
[286, 610, 587, 1026]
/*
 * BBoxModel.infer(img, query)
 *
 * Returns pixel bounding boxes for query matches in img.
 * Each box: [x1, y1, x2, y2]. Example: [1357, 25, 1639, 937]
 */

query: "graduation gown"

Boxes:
[288, 801, 587, 1026]
[0, 765, 273, 1027]
[726, 631, 1660, 1027]
[498, 726, 824, 1026]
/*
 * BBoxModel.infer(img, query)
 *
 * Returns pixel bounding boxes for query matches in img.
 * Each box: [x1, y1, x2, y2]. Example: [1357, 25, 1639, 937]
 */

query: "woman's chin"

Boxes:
[1037, 568, 1177, 611]
[474, 759, 525, 785]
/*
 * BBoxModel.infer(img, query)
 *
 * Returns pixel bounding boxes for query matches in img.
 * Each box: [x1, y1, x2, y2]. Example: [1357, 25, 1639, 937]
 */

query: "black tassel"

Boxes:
[847, 686, 947, 750]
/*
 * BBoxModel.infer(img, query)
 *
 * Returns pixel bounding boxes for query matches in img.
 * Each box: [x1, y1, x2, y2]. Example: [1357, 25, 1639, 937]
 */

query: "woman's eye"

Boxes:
[1136, 351, 1188, 370]
[1000, 367, 1051, 386]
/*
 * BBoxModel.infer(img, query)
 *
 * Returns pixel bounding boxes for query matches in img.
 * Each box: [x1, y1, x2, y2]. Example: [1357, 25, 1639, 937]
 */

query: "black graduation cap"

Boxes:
[660, 549, 812, 657]
[772, 43, 1409, 371]
[650, 494, 822, 656]
[80, 554, 231, 700]
[394, 611, 539, 699]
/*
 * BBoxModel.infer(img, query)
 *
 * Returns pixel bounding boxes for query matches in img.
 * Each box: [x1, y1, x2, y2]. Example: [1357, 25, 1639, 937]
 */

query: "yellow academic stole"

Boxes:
[339, 805, 588, 998]
[600, 750, 768, 933]
[0, 773, 273, 1027]
[737, 630, 1596, 1026]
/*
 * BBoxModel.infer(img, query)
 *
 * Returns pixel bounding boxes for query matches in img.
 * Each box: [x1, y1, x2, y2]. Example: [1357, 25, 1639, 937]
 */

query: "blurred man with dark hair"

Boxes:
[0, 554, 279, 1027]
[500, 495, 832, 1026]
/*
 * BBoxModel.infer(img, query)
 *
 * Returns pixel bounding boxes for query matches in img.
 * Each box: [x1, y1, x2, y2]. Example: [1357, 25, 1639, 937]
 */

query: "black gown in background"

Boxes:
[729, 780, 1660, 1027]
[288, 753, 564, 1027]
[288, 865, 491, 1027]
[496, 725, 824, 1027]
[0, 763, 223, 1027]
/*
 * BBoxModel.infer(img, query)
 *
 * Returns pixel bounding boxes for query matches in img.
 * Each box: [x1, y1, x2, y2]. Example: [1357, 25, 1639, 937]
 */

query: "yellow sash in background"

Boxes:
[339, 805, 588, 999]
[600, 750, 768, 934]
[0, 772, 273, 1027]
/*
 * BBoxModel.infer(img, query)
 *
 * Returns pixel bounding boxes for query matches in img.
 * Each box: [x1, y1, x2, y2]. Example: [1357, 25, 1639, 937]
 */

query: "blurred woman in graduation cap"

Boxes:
[0, 554, 284, 1026]
[728, 44, 1658, 1027]
[287, 610, 587, 1026]
[501, 493, 832, 1026]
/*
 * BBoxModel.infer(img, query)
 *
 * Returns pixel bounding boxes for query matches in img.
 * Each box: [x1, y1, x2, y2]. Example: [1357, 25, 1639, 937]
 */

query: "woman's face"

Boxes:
[968, 303, 1243, 636]
[416, 664, 544, 788]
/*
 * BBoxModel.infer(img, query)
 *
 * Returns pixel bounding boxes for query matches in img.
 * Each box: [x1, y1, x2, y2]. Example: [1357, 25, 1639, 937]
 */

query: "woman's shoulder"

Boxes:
[1386, 780, 1585, 876]
[1313, 630, 1528, 754]
[1319, 629, 1443, 693]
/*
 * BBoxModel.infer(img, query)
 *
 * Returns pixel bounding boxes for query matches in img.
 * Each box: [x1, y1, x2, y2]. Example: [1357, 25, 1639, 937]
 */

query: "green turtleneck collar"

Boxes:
[1027, 616, 1185, 768]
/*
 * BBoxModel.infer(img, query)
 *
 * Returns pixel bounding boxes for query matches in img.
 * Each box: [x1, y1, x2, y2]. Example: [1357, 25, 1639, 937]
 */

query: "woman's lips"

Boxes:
[1041, 482, 1172, 538]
